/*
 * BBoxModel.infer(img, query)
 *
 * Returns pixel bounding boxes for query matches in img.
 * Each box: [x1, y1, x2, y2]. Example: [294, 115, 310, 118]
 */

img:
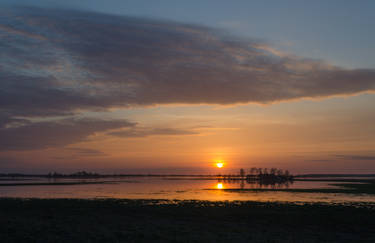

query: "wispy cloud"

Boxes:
[336, 155, 375, 161]
[66, 148, 107, 156]
[0, 118, 134, 151]
[109, 127, 198, 138]
[51, 147, 107, 160]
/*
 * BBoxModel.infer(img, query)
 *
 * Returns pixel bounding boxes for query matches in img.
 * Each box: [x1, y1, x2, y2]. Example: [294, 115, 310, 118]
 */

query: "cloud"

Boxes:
[0, 118, 135, 151]
[0, 6, 374, 119]
[0, 115, 195, 150]
[66, 148, 107, 156]
[304, 159, 335, 163]
[51, 147, 107, 160]
[336, 155, 375, 161]
[109, 127, 198, 138]
[0, 114, 30, 129]
[0, 23, 47, 41]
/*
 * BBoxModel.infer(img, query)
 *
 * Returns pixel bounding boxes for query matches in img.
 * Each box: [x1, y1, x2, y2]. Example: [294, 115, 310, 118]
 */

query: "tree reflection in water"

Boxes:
[217, 167, 294, 189]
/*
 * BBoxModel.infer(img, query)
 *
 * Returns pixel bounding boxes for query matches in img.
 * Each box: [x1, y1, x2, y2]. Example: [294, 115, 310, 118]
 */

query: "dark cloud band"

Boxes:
[1, 7, 374, 117]
[0, 118, 134, 151]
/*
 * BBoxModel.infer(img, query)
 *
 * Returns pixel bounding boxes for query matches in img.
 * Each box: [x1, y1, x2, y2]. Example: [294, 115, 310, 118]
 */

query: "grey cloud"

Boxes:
[336, 155, 375, 161]
[0, 23, 47, 41]
[109, 127, 198, 138]
[51, 148, 107, 160]
[304, 159, 335, 163]
[66, 148, 107, 156]
[0, 72, 87, 117]
[0, 118, 135, 151]
[0, 6, 374, 120]
[0, 113, 30, 129]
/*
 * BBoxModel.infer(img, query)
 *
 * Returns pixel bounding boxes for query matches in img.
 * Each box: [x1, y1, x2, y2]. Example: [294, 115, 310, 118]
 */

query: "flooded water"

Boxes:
[0, 176, 375, 203]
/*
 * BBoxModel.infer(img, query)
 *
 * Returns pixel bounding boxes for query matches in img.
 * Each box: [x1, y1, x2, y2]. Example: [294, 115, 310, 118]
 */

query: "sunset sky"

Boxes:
[1, 1, 375, 174]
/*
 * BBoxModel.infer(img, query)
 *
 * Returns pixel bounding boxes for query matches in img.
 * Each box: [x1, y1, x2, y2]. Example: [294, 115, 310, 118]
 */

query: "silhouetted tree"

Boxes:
[258, 168, 263, 175]
[277, 169, 284, 176]
[250, 167, 257, 175]
[263, 168, 269, 175]
[270, 168, 277, 175]
[285, 170, 290, 177]
[240, 168, 245, 179]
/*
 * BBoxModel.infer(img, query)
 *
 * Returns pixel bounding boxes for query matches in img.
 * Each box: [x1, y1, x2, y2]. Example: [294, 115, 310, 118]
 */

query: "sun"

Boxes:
[216, 162, 224, 168]
[216, 183, 224, 189]
[214, 159, 225, 168]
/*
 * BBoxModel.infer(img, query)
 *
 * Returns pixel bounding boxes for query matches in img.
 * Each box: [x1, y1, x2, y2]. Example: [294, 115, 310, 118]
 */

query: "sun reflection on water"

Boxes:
[216, 183, 224, 189]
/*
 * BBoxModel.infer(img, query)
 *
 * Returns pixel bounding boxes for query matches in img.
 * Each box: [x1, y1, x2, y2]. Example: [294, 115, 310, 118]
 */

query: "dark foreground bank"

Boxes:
[1, 199, 374, 243]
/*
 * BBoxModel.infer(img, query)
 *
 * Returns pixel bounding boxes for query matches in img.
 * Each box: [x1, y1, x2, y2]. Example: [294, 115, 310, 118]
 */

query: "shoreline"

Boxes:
[1, 198, 375, 242]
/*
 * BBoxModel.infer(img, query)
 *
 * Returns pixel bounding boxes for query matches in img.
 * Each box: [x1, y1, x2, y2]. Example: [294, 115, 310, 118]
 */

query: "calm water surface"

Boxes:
[0, 176, 374, 203]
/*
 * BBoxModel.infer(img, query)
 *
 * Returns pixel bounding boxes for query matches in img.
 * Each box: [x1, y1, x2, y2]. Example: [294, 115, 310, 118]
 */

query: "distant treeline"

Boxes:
[47, 171, 100, 178]
[0, 172, 109, 178]
[1, 171, 374, 179]
[295, 174, 375, 178]
[45, 172, 225, 178]
[0, 172, 223, 178]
